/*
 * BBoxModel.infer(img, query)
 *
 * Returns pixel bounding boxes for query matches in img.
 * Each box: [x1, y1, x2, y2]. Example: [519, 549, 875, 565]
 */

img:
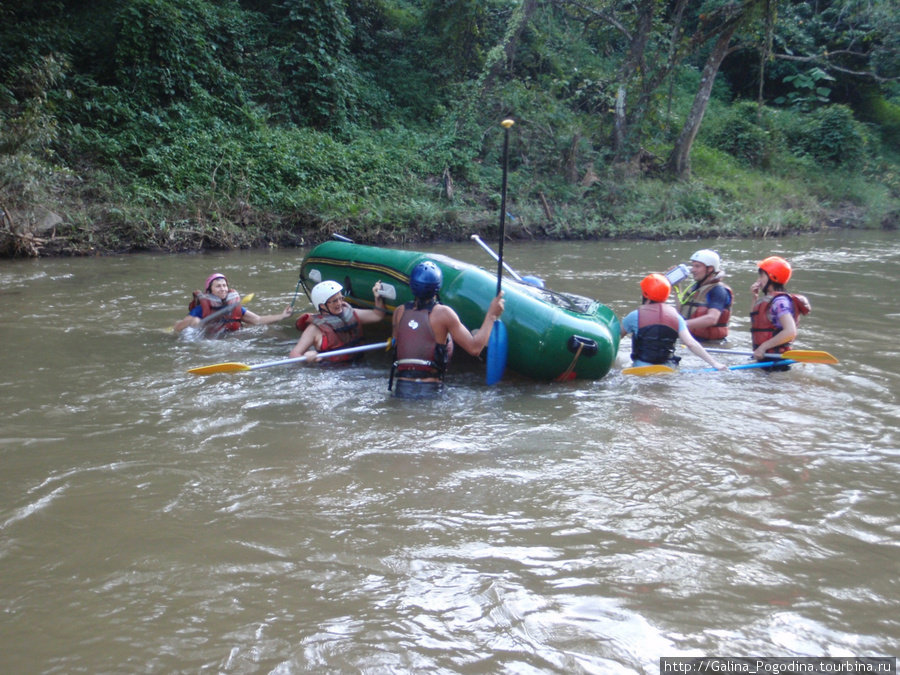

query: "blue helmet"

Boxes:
[409, 261, 442, 298]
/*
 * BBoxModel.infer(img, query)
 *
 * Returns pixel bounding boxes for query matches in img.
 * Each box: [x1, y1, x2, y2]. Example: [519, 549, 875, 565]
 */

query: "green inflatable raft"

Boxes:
[299, 240, 621, 381]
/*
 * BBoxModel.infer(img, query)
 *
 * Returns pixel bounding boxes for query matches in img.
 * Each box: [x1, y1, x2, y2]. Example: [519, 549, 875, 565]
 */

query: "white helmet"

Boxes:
[690, 249, 721, 272]
[310, 280, 343, 311]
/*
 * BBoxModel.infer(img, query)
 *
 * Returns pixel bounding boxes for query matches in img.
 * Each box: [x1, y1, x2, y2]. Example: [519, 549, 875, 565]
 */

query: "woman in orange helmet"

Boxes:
[750, 256, 811, 362]
[620, 273, 726, 370]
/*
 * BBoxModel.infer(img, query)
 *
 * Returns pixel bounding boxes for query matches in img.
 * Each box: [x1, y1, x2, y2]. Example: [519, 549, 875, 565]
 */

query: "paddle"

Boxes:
[197, 292, 255, 327]
[187, 338, 393, 376]
[471, 234, 524, 282]
[623, 359, 801, 376]
[166, 293, 254, 333]
[486, 119, 513, 386]
[470, 234, 545, 288]
[700, 347, 839, 364]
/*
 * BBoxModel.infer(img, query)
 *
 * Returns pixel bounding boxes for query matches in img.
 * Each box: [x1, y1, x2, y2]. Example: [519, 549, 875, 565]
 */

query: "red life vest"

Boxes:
[391, 302, 451, 382]
[632, 302, 681, 364]
[311, 305, 363, 363]
[678, 272, 733, 340]
[750, 292, 811, 352]
[190, 289, 243, 333]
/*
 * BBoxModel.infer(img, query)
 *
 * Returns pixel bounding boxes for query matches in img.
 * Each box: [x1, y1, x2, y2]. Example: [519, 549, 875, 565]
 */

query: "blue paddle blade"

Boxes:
[486, 319, 508, 385]
[687, 359, 798, 373]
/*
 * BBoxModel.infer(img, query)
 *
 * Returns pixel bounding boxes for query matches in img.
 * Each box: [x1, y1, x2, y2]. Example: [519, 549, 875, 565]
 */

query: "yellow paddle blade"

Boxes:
[782, 350, 839, 364]
[187, 362, 252, 376]
[622, 365, 678, 376]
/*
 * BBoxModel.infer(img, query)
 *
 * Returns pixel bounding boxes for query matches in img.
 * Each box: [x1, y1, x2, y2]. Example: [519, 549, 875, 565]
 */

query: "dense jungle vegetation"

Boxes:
[1, 0, 899, 257]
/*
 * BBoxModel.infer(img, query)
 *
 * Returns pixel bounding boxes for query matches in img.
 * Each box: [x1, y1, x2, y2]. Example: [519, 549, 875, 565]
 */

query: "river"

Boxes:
[1, 230, 897, 673]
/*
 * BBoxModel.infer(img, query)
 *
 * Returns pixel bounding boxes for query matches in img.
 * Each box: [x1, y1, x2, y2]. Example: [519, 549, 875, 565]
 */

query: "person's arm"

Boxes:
[679, 328, 726, 370]
[288, 324, 323, 362]
[243, 305, 293, 326]
[753, 312, 797, 359]
[173, 315, 200, 334]
[685, 307, 722, 331]
[356, 281, 388, 325]
[173, 306, 203, 334]
[440, 294, 504, 357]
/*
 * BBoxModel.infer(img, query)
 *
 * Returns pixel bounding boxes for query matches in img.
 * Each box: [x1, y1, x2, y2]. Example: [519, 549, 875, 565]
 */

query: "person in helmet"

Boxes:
[390, 260, 505, 399]
[288, 279, 388, 363]
[174, 272, 293, 336]
[750, 256, 811, 363]
[620, 273, 726, 370]
[676, 249, 733, 341]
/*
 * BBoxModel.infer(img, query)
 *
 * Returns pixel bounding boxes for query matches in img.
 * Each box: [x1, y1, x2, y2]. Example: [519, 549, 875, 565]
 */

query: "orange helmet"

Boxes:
[640, 273, 672, 302]
[758, 256, 792, 284]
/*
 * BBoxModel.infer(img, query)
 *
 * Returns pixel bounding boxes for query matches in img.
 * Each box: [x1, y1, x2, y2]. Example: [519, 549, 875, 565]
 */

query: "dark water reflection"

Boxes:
[1, 231, 898, 673]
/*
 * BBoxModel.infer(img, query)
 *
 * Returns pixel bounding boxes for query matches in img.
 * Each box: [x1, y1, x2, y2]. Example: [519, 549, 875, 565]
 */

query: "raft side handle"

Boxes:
[568, 335, 598, 358]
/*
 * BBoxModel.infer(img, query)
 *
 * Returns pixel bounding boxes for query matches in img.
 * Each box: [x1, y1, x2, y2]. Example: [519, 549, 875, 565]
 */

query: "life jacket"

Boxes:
[632, 302, 681, 364]
[678, 271, 733, 341]
[389, 301, 451, 388]
[750, 292, 811, 352]
[190, 289, 243, 333]
[311, 305, 364, 362]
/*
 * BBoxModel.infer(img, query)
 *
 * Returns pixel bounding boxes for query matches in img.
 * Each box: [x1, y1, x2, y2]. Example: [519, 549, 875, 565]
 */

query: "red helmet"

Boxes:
[758, 256, 792, 284]
[640, 273, 671, 302]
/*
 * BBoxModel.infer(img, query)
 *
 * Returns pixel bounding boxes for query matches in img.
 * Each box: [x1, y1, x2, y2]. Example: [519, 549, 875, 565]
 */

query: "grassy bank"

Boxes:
[3, 132, 897, 258]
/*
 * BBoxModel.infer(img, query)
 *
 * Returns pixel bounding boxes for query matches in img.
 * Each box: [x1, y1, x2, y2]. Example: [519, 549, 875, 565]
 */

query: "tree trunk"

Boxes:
[665, 23, 740, 180]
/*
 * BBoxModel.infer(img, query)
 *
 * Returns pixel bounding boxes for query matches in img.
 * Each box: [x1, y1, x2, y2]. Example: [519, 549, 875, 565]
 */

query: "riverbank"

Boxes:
[2, 166, 896, 258]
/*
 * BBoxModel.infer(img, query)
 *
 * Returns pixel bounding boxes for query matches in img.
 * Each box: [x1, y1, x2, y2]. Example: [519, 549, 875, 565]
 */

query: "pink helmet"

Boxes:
[205, 273, 227, 291]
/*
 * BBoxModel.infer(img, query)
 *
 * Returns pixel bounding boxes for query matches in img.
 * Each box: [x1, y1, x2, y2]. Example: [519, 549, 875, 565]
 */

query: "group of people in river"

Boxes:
[620, 250, 809, 373]
[174, 250, 808, 398]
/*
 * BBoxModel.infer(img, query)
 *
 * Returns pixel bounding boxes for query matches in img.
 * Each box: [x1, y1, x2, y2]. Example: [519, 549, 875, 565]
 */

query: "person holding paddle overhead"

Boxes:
[390, 260, 504, 399]
[173, 273, 293, 336]
[676, 249, 733, 342]
[750, 256, 811, 367]
[621, 273, 726, 371]
[288, 280, 388, 364]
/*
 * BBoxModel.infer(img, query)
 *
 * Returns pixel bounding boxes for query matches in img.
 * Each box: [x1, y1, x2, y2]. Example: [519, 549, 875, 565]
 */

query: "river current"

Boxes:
[0, 230, 897, 673]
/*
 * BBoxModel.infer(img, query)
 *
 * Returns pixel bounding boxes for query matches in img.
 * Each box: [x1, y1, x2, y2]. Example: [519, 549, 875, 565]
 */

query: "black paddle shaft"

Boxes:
[497, 120, 513, 296]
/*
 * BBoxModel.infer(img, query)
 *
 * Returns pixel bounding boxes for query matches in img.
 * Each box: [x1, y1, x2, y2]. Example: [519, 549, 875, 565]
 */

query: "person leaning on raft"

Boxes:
[750, 256, 811, 367]
[289, 280, 388, 364]
[390, 260, 505, 399]
[676, 249, 733, 342]
[621, 273, 726, 371]
[173, 273, 293, 336]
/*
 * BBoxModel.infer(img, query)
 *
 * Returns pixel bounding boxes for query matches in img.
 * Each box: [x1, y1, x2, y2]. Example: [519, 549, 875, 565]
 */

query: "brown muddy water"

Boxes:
[1, 230, 897, 673]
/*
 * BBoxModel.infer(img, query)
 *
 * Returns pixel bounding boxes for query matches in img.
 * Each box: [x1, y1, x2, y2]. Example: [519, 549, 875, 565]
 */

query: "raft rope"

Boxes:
[554, 342, 584, 382]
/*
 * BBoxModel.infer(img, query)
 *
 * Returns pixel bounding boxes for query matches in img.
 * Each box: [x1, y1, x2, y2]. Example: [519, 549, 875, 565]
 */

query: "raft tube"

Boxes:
[299, 241, 621, 381]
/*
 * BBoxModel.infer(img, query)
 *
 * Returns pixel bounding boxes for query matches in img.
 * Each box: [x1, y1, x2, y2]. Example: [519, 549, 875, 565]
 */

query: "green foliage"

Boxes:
[774, 68, 835, 110]
[110, 0, 248, 108]
[1, 0, 899, 256]
[703, 101, 781, 168]
[780, 104, 869, 168]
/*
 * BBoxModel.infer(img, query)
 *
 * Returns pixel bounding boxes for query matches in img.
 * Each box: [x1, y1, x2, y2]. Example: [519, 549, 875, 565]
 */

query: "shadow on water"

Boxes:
[1, 232, 898, 673]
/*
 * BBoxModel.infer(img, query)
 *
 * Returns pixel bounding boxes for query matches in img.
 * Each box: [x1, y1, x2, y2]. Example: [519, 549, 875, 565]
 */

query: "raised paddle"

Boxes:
[486, 119, 514, 386]
[166, 293, 255, 332]
[187, 338, 393, 376]
[470, 234, 544, 288]
[196, 292, 255, 327]
[699, 347, 839, 364]
[623, 359, 801, 376]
